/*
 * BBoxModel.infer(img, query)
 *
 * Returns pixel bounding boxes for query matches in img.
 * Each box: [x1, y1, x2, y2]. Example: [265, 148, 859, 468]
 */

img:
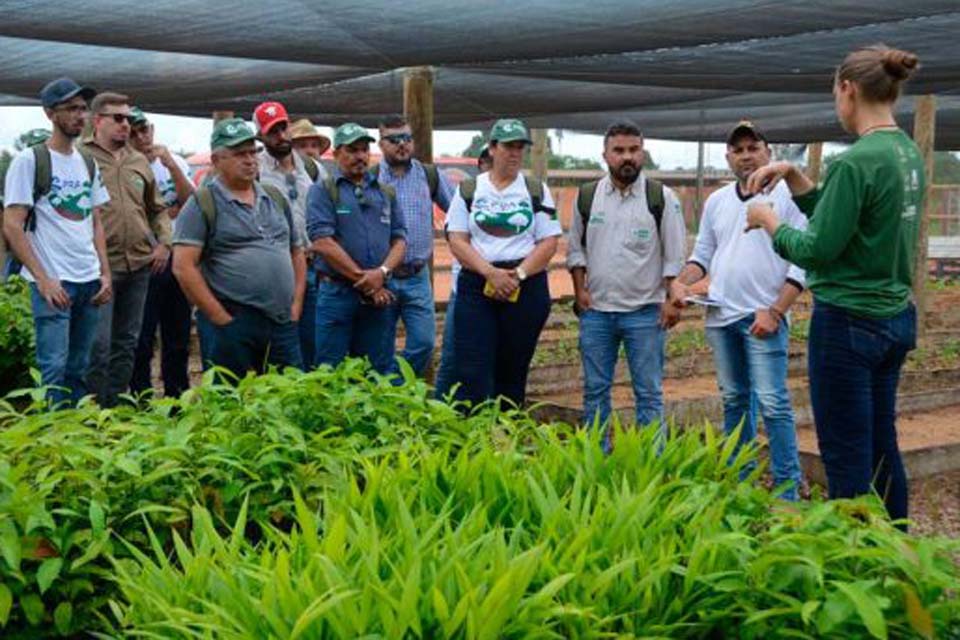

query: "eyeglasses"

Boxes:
[382, 133, 412, 145]
[99, 113, 131, 124]
[285, 172, 298, 202]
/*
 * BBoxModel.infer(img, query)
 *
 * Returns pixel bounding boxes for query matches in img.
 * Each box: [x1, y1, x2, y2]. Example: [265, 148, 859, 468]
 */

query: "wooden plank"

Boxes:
[212, 110, 234, 123]
[402, 66, 434, 164]
[531, 129, 549, 184]
[913, 95, 936, 338]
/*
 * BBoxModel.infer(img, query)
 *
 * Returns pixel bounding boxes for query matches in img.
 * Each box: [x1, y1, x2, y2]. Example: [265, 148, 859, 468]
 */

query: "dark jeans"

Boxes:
[29, 279, 102, 407]
[808, 301, 917, 523]
[434, 291, 457, 399]
[298, 269, 319, 369]
[314, 278, 393, 374]
[130, 262, 192, 398]
[453, 269, 550, 408]
[86, 266, 151, 407]
[196, 301, 303, 380]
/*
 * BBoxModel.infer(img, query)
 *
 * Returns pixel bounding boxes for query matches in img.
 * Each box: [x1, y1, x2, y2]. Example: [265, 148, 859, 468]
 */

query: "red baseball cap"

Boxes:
[253, 101, 289, 135]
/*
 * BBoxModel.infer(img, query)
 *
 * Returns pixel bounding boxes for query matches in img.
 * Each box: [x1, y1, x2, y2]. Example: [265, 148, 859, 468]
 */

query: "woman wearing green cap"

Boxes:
[745, 46, 924, 524]
[446, 118, 562, 408]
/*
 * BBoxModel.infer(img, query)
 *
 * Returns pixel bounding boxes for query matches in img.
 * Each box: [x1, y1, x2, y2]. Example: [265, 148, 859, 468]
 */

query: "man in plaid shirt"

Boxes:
[376, 114, 454, 376]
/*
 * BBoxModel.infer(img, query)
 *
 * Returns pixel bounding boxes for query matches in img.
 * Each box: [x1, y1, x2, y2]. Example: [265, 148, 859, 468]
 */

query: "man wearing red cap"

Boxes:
[254, 101, 323, 365]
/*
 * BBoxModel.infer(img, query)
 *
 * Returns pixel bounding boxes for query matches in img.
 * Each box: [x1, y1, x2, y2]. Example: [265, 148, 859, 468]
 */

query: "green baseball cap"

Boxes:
[333, 122, 375, 148]
[18, 128, 51, 147]
[489, 118, 532, 145]
[128, 107, 148, 127]
[210, 117, 257, 150]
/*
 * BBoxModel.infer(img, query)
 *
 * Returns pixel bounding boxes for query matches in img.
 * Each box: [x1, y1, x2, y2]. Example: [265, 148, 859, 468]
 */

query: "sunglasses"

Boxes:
[353, 184, 368, 206]
[383, 133, 412, 145]
[99, 113, 132, 124]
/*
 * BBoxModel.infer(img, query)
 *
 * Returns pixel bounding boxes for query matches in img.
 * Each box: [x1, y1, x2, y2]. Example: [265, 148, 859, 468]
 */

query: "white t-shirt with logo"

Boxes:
[150, 154, 193, 209]
[446, 173, 562, 264]
[3, 146, 110, 283]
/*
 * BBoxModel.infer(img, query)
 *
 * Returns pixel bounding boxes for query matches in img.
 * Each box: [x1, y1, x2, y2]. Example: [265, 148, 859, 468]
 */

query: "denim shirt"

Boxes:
[305, 168, 406, 275]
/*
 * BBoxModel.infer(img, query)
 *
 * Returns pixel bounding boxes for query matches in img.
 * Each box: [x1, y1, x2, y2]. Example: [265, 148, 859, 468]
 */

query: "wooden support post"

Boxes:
[212, 111, 235, 123]
[694, 140, 705, 229]
[806, 142, 824, 184]
[531, 129, 549, 184]
[913, 94, 936, 338]
[403, 66, 434, 163]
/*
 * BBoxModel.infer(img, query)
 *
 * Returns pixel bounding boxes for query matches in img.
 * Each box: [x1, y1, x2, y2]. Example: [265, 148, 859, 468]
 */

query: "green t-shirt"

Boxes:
[773, 130, 924, 318]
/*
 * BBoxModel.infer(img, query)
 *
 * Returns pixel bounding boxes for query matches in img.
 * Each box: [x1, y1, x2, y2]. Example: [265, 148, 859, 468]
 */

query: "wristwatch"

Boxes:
[516, 266, 528, 282]
[379, 265, 392, 280]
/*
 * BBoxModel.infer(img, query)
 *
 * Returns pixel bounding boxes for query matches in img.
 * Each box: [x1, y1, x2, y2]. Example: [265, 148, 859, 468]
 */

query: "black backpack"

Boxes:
[4, 143, 97, 277]
[577, 177, 665, 248]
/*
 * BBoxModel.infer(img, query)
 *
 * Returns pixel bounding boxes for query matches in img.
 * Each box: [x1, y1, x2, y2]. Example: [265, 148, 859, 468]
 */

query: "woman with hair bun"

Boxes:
[745, 45, 924, 525]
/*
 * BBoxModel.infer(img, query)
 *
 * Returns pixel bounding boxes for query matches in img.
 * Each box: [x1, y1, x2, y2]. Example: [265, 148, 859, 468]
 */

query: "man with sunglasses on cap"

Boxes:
[127, 107, 195, 398]
[81, 92, 170, 407]
[670, 120, 806, 500]
[306, 122, 407, 374]
[3, 78, 111, 406]
[254, 101, 325, 365]
[377, 115, 454, 377]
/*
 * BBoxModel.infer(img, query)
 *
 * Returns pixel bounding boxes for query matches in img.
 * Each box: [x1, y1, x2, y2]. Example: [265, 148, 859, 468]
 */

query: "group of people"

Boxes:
[2, 44, 924, 521]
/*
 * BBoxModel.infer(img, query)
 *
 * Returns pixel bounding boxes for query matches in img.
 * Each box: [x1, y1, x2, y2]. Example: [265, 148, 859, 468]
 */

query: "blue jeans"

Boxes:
[706, 314, 802, 501]
[131, 261, 192, 397]
[384, 268, 436, 376]
[298, 269, 319, 368]
[580, 305, 665, 436]
[196, 301, 302, 380]
[808, 301, 916, 523]
[314, 278, 393, 374]
[434, 291, 457, 399]
[30, 279, 102, 407]
[453, 270, 550, 408]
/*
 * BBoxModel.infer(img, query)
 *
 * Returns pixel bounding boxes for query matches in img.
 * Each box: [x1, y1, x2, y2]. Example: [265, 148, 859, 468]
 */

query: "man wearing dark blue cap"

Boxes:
[2, 78, 112, 407]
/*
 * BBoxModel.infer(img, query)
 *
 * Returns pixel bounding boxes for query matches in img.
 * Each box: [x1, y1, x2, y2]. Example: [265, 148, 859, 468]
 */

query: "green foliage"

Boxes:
[0, 362, 958, 637]
[0, 277, 36, 395]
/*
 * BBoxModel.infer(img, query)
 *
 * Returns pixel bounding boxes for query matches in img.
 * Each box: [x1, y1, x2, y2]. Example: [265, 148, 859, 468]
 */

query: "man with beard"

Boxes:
[127, 108, 195, 398]
[82, 92, 170, 407]
[306, 123, 406, 373]
[2, 78, 112, 406]
[253, 102, 322, 365]
[670, 121, 805, 500]
[567, 121, 686, 446]
[376, 114, 453, 376]
[290, 118, 331, 172]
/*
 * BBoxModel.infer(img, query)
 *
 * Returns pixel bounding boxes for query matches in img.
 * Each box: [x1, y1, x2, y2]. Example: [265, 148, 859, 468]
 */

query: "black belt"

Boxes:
[393, 262, 425, 279]
[492, 259, 523, 269]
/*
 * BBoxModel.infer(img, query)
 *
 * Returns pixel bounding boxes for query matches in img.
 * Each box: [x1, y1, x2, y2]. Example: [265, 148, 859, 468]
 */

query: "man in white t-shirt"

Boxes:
[2, 77, 112, 406]
[671, 121, 805, 500]
[128, 108, 195, 397]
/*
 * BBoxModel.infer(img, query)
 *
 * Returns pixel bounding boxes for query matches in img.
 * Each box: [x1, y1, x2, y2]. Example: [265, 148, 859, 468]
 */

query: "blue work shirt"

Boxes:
[305, 168, 406, 277]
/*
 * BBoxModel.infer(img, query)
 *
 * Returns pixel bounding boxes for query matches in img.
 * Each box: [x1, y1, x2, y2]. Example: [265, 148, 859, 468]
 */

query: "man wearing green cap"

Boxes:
[128, 107, 195, 397]
[305, 122, 407, 373]
[172, 118, 306, 377]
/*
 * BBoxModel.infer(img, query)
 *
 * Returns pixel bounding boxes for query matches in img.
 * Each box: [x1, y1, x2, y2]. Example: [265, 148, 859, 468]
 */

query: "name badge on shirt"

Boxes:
[633, 228, 651, 241]
[590, 213, 606, 225]
[336, 205, 352, 215]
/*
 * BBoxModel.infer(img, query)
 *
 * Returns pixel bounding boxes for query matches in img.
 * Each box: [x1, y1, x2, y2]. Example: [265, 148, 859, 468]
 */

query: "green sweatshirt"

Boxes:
[772, 130, 924, 318]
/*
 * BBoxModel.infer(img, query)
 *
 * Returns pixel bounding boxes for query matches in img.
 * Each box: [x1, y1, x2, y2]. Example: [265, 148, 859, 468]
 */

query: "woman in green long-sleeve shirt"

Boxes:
[745, 45, 923, 525]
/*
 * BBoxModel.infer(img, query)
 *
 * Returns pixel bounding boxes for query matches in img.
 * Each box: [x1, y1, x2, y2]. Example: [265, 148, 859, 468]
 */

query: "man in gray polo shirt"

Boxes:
[567, 121, 686, 442]
[172, 118, 306, 377]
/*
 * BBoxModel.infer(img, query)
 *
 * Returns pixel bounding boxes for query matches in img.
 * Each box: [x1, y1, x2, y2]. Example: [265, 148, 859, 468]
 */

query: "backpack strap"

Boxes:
[297, 152, 319, 182]
[577, 180, 600, 249]
[459, 177, 477, 212]
[260, 183, 288, 214]
[194, 185, 218, 254]
[28, 144, 52, 233]
[423, 163, 439, 201]
[645, 176, 665, 236]
[321, 173, 340, 208]
[523, 175, 557, 220]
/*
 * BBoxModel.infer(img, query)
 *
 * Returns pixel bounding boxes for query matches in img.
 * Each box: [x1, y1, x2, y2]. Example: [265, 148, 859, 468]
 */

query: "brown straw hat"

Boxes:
[289, 118, 331, 155]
